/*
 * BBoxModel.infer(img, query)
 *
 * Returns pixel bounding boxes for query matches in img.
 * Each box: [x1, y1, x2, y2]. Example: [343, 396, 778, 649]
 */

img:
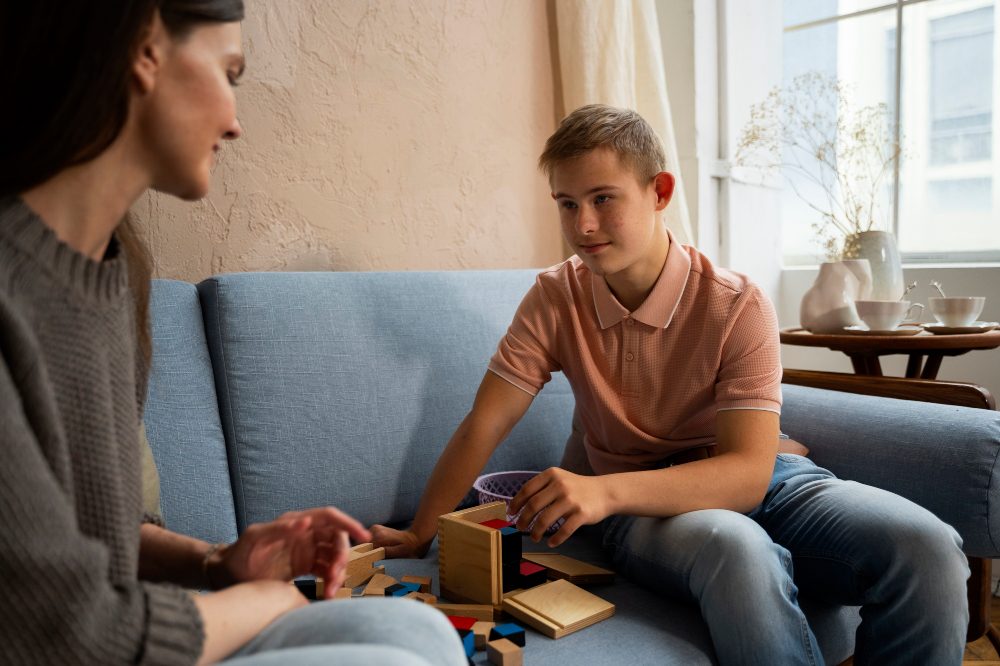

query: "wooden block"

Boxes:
[401, 574, 432, 593]
[385, 582, 420, 597]
[518, 561, 547, 588]
[292, 578, 317, 600]
[346, 545, 386, 580]
[489, 622, 525, 648]
[501, 579, 614, 639]
[521, 552, 615, 585]
[479, 519, 514, 530]
[405, 591, 438, 604]
[448, 615, 477, 631]
[439, 502, 507, 606]
[363, 572, 398, 596]
[458, 628, 475, 658]
[344, 564, 385, 589]
[332, 587, 352, 599]
[486, 638, 522, 666]
[433, 602, 495, 621]
[471, 621, 495, 649]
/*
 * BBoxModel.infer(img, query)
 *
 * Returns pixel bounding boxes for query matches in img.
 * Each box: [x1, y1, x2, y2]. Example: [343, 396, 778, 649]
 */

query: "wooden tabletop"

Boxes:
[780, 327, 1000, 353]
[779, 327, 1000, 378]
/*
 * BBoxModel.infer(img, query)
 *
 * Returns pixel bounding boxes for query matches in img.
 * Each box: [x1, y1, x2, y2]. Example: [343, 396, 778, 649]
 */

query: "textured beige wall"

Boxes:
[133, 0, 562, 281]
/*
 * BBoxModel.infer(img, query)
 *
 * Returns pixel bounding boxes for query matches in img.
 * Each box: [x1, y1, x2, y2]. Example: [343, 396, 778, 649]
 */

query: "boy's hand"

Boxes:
[370, 524, 431, 559]
[509, 467, 613, 547]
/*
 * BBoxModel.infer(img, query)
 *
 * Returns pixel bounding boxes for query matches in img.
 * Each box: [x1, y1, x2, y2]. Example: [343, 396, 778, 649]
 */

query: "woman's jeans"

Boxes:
[221, 597, 467, 666]
[601, 454, 969, 666]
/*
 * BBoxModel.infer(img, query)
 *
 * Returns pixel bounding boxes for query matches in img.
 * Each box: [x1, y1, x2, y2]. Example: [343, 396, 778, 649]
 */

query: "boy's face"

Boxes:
[550, 147, 674, 286]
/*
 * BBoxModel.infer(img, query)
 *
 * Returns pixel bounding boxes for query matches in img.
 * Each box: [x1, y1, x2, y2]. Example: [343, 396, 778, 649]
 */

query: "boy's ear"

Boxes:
[132, 11, 169, 95]
[653, 172, 675, 211]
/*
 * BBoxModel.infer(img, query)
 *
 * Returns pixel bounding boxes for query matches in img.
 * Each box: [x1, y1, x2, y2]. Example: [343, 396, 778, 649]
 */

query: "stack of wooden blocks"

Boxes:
[293, 501, 616, 664]
[438, 502, 615, 640]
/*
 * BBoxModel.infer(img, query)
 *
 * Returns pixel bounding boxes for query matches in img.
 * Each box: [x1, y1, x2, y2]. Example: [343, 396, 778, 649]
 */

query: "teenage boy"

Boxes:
[372, 104, 968, 665]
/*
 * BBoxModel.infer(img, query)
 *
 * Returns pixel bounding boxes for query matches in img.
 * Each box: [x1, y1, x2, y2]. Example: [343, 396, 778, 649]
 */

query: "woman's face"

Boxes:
[137, 20, 244, 200]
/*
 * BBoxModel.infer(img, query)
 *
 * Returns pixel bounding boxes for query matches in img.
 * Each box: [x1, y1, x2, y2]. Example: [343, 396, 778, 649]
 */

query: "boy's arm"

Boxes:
[510, 409, 779, 546]
[371, 371, 535, 558]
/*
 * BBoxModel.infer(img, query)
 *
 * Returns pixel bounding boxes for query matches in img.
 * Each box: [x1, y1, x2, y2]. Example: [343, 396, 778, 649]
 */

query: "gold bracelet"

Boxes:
[201, 543, 227, 590]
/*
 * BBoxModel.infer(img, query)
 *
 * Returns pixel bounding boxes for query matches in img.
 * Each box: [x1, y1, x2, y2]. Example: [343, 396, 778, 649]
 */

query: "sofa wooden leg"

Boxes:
[987, 624, 1000, 656]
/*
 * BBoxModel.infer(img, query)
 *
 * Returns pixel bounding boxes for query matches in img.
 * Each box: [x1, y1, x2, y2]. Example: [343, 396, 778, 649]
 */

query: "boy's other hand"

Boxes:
[509, 467, 613, 548]
[370, 524, 430, 559]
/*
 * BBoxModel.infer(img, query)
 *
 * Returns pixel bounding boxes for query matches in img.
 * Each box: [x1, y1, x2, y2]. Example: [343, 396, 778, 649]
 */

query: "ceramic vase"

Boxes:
[842, 231, 904, 300]
[800, 259, 873, 333]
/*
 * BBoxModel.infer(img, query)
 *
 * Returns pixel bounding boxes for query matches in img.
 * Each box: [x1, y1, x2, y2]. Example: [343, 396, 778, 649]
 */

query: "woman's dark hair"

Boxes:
[0, 0, 243, 365]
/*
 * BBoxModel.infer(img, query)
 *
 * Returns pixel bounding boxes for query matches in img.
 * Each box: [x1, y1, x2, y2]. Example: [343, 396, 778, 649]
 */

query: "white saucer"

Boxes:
[921, 321, 999, 335]
[841, 325, 924, 336]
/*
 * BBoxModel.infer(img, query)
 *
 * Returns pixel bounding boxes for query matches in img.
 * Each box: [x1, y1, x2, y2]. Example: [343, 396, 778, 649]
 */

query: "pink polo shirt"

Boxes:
[488, 232, 782, 475]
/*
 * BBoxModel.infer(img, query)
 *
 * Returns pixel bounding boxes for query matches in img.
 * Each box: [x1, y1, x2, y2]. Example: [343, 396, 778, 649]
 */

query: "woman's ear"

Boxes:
[132, 11, 168, 95]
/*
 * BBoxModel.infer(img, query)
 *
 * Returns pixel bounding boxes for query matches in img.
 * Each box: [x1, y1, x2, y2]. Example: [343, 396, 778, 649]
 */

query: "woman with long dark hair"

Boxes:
[0, 2, 465, 664]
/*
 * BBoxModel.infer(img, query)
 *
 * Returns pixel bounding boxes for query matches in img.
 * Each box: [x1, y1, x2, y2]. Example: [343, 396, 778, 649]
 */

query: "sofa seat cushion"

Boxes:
[377, 528, 858, 665]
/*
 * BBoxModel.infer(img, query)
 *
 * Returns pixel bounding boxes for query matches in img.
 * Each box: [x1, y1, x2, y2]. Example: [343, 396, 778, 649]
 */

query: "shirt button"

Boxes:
[627, 318, 635, 325]
[626, 352, 634, 361]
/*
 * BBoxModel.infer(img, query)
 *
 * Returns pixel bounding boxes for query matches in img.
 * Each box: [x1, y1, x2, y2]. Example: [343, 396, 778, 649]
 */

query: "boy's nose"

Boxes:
[576, 207, 599, 235]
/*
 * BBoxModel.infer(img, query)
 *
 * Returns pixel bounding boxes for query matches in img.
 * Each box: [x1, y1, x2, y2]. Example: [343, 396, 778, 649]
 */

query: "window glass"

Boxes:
[780, 0, 998, 263]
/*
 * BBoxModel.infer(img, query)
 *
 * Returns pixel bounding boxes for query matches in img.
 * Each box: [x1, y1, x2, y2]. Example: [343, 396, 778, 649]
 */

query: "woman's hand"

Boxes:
[211, 507, 371, 599]
[508, 467, 613, 547]
[370, 524, 430, 559]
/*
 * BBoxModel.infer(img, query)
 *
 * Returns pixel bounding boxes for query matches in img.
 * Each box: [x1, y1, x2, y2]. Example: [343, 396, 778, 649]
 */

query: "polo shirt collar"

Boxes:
[592, 229, 691, 330]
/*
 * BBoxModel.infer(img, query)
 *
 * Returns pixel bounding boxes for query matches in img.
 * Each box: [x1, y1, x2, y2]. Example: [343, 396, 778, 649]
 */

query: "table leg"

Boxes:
[921, 354, 943, 380]
[848, 354, 868, 375]
[847, 355, 884, 376]
[905, 354, 924, 378]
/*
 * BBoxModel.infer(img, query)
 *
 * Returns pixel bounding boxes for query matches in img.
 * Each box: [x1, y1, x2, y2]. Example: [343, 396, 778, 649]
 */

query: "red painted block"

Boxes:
[448, 615, 478, 631]
[479, 519, 514, 530]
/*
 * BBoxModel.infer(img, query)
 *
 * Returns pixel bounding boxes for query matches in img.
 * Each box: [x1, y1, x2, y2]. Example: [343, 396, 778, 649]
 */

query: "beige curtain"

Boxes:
[555, 0, 694, 245]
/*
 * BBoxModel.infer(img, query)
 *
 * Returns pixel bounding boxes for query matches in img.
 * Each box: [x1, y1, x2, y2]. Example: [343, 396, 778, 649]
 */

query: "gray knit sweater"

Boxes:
[0, 197, 204, 664]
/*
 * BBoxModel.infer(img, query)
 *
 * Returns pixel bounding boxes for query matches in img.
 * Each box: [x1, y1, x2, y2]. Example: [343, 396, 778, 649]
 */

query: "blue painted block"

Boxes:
[384, 581, 422, 597]
[490, 622, 526, 647]
[458, 628, 475, 657]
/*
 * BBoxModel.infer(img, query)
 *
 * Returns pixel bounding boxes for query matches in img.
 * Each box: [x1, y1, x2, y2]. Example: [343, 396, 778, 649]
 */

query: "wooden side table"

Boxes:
[779, 328, 1000, 379]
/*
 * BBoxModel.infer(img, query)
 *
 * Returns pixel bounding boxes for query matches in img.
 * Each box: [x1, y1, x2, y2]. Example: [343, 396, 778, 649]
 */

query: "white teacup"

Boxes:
[928, 296, 985, 327]
[854, 300, 924, 331]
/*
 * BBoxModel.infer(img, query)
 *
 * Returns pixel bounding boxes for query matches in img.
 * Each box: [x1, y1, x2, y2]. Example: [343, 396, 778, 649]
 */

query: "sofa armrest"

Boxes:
[779, 380, 1000, 558]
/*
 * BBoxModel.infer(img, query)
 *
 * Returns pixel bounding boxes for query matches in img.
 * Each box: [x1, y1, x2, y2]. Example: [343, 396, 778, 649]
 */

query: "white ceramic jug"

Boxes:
[800, 259, 873, 333]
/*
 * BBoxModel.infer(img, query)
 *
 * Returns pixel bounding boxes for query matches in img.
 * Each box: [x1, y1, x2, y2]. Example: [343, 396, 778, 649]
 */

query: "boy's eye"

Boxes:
[560, 200, 577, 210]
[594, 195, 610, 205]
[227, 72, 241, 87]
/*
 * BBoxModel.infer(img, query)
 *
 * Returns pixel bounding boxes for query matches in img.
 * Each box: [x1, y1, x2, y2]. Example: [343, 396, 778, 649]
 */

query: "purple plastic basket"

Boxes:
[473, 470, 540, 507]
[472, 470, 563, 533]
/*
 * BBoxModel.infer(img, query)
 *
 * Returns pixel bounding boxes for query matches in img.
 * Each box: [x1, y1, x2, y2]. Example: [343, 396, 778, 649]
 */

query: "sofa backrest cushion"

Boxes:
[198, 271, 574, 531]
[145, 280, 239, 544]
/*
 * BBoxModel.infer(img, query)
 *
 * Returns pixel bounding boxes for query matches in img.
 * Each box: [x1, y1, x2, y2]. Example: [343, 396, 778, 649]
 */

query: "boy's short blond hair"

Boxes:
[538, 104, 666, 183]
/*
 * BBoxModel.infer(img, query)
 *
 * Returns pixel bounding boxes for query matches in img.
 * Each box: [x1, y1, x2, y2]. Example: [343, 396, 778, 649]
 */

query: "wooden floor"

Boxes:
[961, 594, 1000, 664]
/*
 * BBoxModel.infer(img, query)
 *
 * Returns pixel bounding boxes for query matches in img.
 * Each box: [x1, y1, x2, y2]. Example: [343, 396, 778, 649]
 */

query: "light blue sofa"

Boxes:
[144, 271, 1000, 665]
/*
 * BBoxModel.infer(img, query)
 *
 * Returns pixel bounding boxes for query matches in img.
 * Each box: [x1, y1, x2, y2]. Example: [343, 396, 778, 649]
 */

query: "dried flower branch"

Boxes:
[735, 73, 902, 261]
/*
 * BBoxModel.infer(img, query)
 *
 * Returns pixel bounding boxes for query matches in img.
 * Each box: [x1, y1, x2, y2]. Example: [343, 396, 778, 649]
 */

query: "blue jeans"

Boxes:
[221, 597, 467, 665]
[601, 454, 969, 665]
